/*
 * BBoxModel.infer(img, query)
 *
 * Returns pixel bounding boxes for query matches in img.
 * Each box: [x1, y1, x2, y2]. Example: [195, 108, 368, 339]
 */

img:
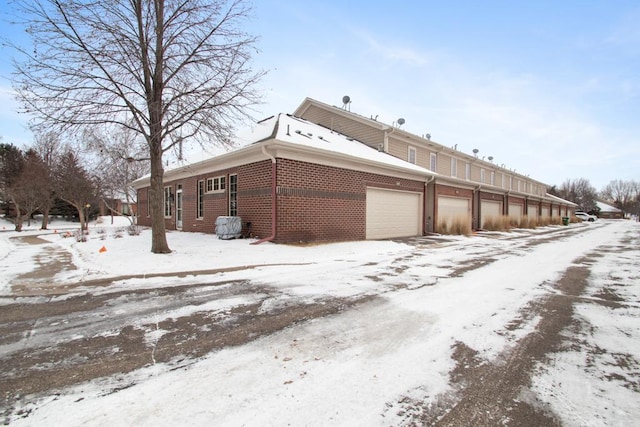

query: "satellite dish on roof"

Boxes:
[397, 118, 405, 127]
[342, 95, 351, 111]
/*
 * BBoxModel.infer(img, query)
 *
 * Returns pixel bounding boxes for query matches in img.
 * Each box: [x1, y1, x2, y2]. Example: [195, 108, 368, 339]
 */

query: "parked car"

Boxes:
[575, 211, 597, 222]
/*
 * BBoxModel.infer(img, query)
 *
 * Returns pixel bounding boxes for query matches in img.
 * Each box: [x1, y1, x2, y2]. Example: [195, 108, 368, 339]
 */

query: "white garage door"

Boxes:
[527, 205, 538, 219]
[509, 203, 523, 220]
[438, 196, 471, 229]
[481, 200, 502, 228]
[541, 206, 550, 218]
[366, 188, 422, 239]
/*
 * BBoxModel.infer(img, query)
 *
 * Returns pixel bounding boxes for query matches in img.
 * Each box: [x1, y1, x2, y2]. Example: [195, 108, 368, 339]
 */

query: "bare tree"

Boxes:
[12, 0, 264, 253]
[0, 142, 25, 216]
[601, 179, 639, 214]
[88, 128, 150, 224]
[54, 151, 100, 232]
[6, 150, 51, 231]
[557, 178, 598, 213]
[31, 132, 62, 229]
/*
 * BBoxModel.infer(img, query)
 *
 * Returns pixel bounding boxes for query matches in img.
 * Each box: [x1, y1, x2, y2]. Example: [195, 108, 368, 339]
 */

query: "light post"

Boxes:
[85, 203, 91, 232]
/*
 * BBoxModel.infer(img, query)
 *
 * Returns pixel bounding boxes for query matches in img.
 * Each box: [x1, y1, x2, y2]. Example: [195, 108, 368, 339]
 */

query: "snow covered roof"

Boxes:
[545, 193, 577, 206]
[266, 114, 433, 175]
[133, 114, 436, 188]
[597, 200, 622, 212]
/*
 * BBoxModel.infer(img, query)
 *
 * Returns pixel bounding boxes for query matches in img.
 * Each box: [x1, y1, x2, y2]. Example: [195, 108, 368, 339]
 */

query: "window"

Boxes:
[509, 176, 513, 190]
[451, 157, 457, 177]
[408, 146, 417, 164]
[229, 174, 238, 216]
[490, 171, 495, 186]
[480, 168, 486, 183]
[430, 153, 437, 172]
[197, 180, 204, 219]
[501, 174, 505, 189]
[517, 180, 521, 192]
[206, 176, 226, 193]
[465, 162, 471, 180]
[163, 186, 172, 218]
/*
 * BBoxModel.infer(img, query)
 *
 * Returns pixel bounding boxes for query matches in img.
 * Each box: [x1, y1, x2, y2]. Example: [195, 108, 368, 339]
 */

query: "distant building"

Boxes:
[596, 200, 624, 219]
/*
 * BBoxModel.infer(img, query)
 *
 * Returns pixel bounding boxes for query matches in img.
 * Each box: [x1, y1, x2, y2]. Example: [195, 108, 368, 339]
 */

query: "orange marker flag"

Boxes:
[99, 246, 107, 253]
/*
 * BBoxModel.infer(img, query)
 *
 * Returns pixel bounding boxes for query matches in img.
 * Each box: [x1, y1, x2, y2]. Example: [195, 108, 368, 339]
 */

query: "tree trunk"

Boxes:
[41, 208, 50, 230]
[14, 215, 24, 232]
[76, 204, 87, 232]
[149, 141, 171, 253]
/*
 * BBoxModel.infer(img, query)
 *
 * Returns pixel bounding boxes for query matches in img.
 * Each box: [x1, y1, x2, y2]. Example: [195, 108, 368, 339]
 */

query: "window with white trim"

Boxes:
[480, 168, 485, 183]
[509, 176, 513, 190]
[163, 186, 172, 218]
[430, 153, 437, 172]
[451, 157, 457, 177]
[490, 171, 495, 186]
[197, 180, 204, 219]
[465, 162, 471, 180]
[206, 176, 226, 193]
[229, 174, 238, 216]
[408, 146, 417, 164]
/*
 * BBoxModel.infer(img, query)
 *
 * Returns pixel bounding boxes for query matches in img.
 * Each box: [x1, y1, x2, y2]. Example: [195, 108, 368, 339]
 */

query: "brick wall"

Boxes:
[434, 184, 473, 199]
[136, 157, 425, 244]
[274, 158, 424, 243]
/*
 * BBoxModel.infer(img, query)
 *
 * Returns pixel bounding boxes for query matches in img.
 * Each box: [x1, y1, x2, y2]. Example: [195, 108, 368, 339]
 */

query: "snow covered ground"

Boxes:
[1, 216, 639, 426]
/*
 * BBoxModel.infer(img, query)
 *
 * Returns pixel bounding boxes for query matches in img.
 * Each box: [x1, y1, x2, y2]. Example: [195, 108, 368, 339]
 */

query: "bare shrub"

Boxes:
[482, 215, 511, 232]
[127, 225, 142, 236]
[549, 216, 563, 226]
[439, 217, 471, 236]
[437, 220, 449, 235]
[74, 229, 87, 242]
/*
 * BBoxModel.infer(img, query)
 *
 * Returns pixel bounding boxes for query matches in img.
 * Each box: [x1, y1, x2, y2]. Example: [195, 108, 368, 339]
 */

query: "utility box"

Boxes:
[215, 216, 242, 240]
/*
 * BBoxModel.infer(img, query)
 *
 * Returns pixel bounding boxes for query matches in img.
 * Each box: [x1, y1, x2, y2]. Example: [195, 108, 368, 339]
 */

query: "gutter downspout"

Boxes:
[382, 126, 396, 152]
[424, 175, 436, 234]
[252, 145, 277, 244]
[474, 184, 482, 230]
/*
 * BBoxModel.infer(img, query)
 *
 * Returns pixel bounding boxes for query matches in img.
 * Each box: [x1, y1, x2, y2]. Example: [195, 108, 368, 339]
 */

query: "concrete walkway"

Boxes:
[9, 234, 78, 295]
[8, 234, 308, 297]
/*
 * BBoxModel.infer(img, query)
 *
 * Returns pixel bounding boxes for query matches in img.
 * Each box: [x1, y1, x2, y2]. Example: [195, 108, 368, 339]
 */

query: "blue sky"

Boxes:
[1, 0, 639, 190]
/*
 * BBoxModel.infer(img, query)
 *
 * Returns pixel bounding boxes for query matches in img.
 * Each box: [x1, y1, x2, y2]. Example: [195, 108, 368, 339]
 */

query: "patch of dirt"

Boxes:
[390, 262, 593, 426]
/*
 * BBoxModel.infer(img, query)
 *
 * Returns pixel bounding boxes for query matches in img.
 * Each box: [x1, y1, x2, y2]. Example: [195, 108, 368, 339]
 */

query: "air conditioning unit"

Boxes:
[215, 216, 242, 240]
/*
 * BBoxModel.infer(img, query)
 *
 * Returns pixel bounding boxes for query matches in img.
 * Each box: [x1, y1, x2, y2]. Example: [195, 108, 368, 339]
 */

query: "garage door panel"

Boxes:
[366, 188, 422, 239]
[509, 203, 523, 219]
[481, 200, 502, 228]
[438, 196, 471, 229]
